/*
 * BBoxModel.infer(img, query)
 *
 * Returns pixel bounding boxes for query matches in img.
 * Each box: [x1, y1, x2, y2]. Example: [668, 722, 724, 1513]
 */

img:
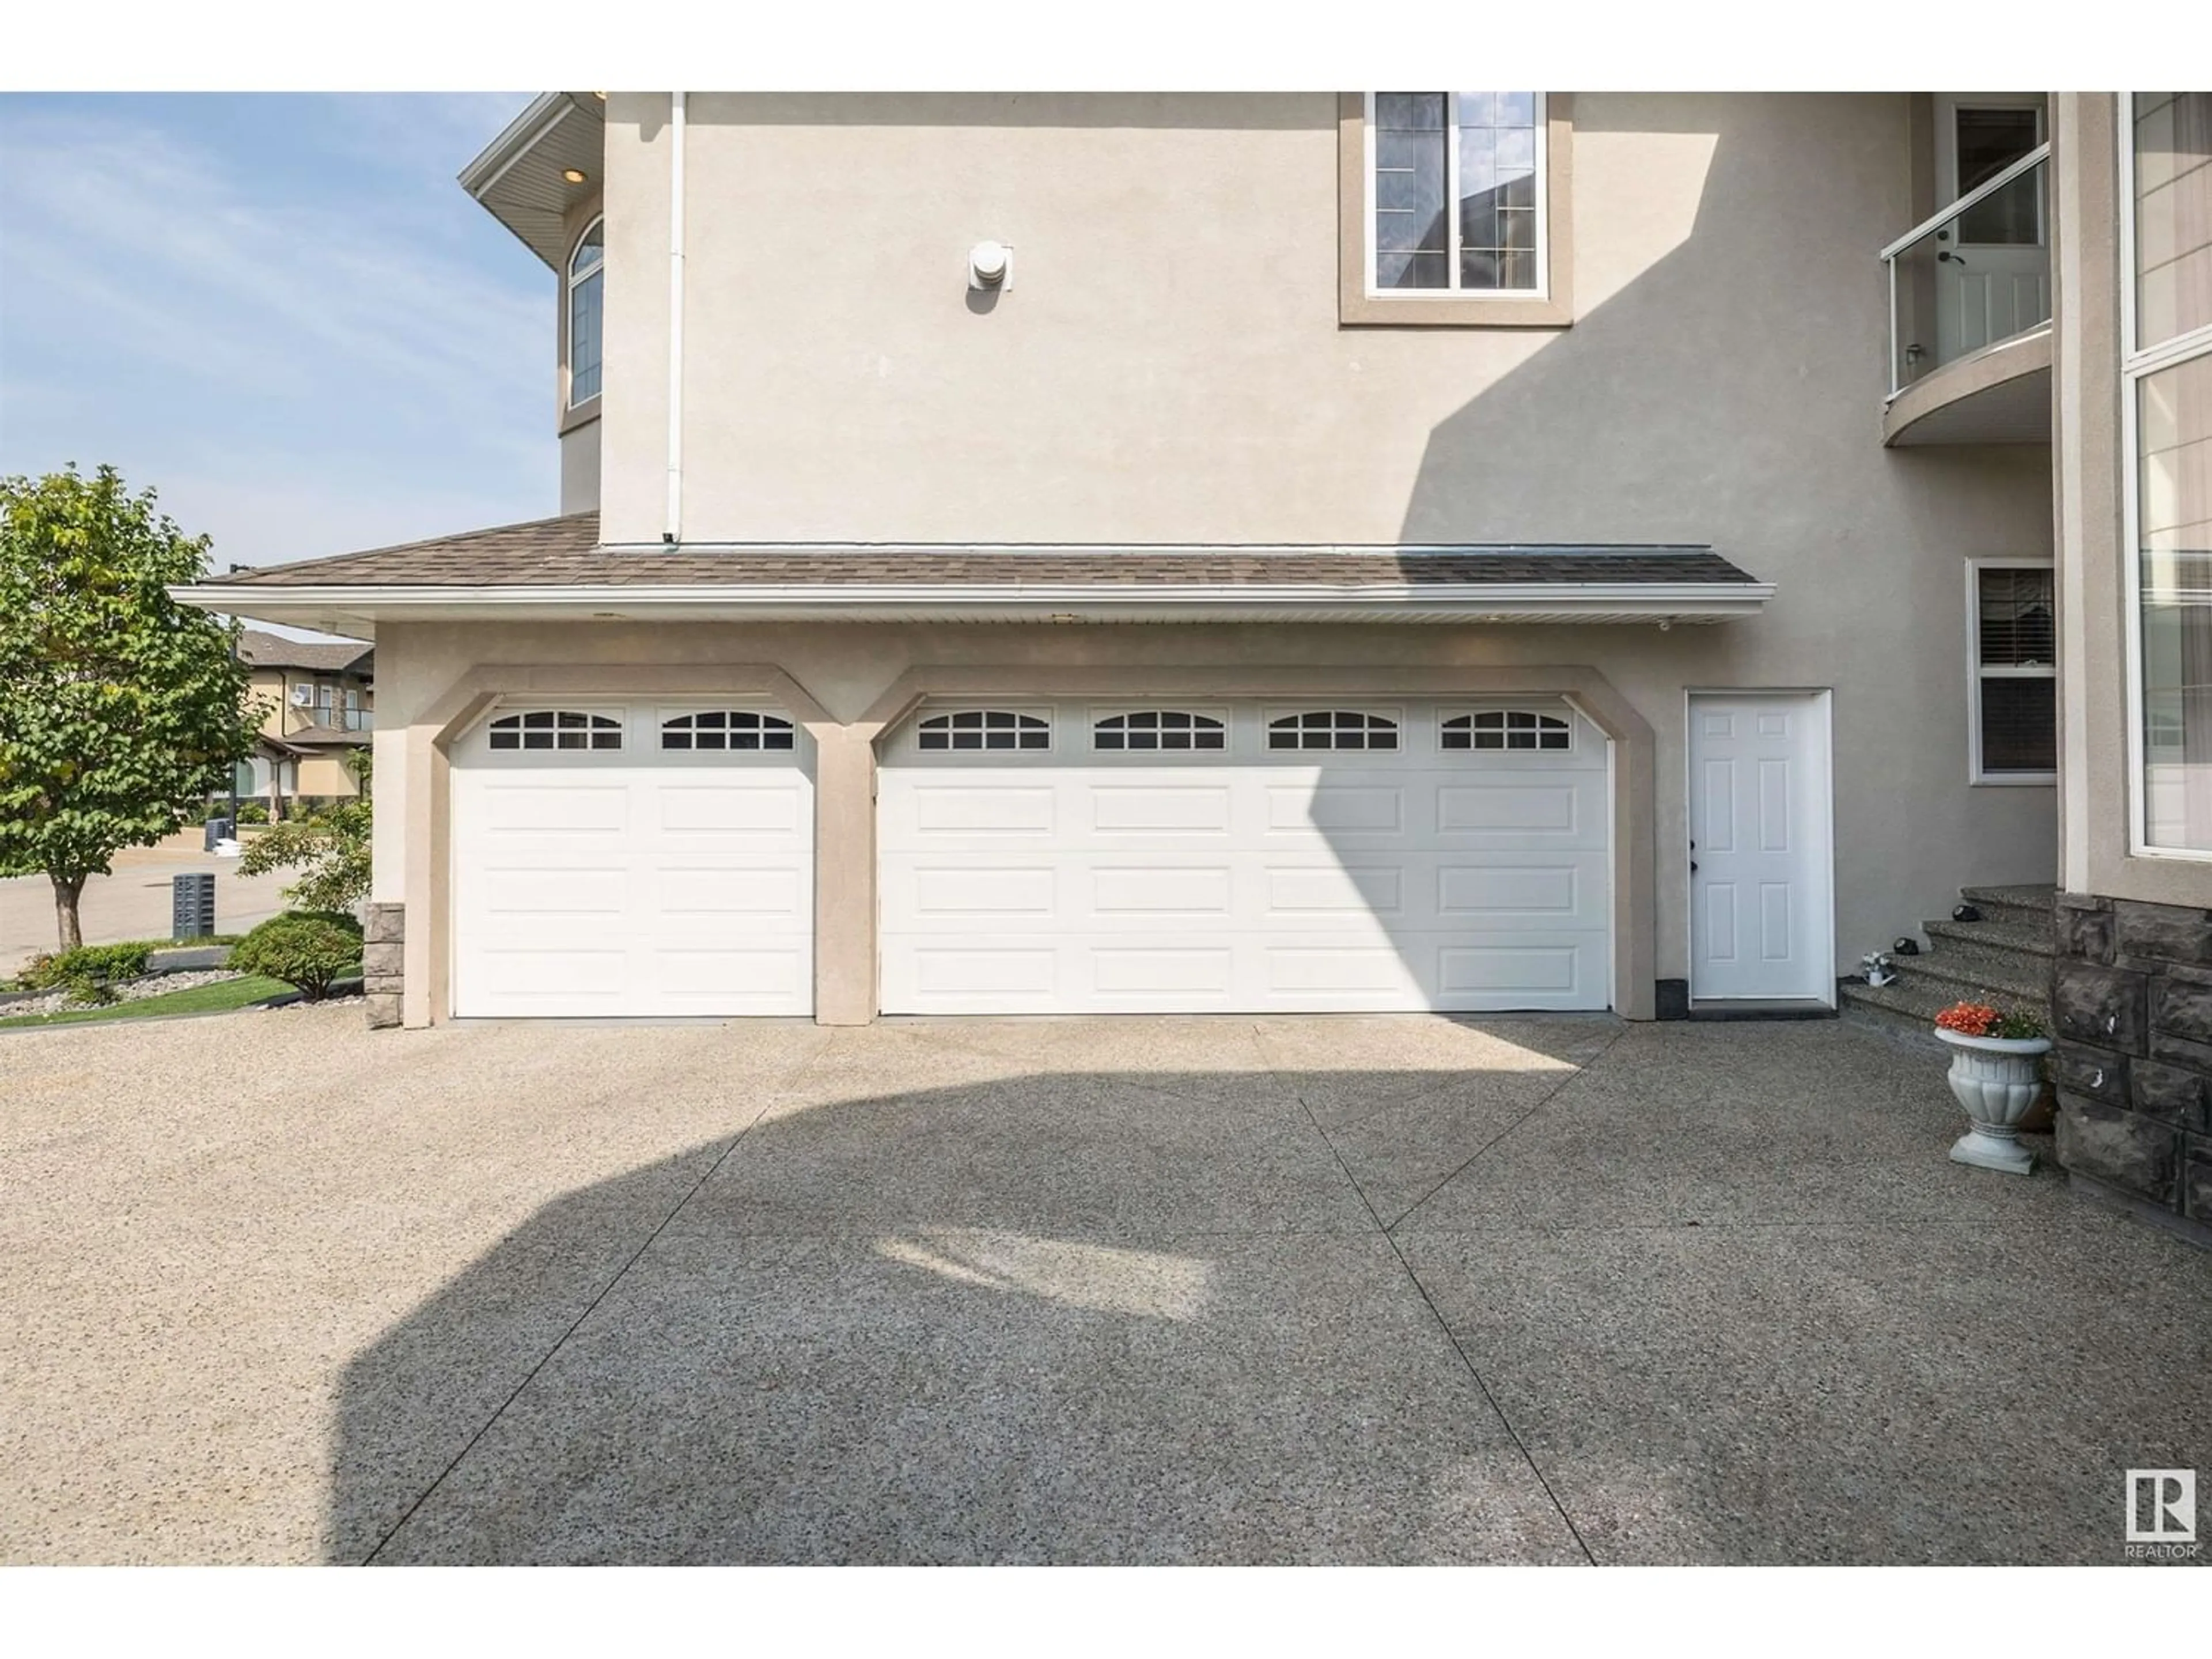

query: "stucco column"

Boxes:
[400, 719, 440, 1028]
[809, 724, 880, 1025]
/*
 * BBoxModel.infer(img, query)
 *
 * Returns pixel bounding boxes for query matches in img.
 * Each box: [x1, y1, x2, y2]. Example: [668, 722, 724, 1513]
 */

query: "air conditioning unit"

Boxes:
[289, 685, 316, 707]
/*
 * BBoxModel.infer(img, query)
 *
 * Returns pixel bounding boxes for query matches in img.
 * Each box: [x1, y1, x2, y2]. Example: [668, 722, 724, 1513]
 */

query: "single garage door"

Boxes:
[452, 702, 813, 1017]
[878, 699, 1610, 1014]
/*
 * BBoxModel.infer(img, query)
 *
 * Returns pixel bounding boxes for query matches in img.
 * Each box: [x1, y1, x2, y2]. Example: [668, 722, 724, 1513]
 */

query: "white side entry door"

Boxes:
[1688, 692, 1835, 1003]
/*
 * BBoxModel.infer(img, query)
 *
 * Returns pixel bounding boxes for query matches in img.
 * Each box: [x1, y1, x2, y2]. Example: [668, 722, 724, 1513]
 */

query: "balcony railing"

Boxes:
[297, 705, 373, 733]
[1883, 144, 2051, 397]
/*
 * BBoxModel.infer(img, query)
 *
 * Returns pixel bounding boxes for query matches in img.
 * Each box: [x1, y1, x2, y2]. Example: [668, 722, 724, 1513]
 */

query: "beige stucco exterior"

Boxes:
[2051, 91, 2212, 910]
[344, 91, 2072, 1027]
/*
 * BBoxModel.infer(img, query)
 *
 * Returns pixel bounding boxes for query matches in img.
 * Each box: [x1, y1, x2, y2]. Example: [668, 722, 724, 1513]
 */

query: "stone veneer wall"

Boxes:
[363, 902, 403, 1030]
[2052, 893, 2212, 1243]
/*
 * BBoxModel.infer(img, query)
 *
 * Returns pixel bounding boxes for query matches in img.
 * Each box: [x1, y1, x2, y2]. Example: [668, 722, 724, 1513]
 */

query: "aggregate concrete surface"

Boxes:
[2, 1009, 2206, 1564]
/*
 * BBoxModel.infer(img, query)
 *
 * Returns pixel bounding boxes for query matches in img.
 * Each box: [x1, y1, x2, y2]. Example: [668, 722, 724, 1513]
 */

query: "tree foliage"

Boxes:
[0, 465, 261, 947]
[238, 749, 373, 912]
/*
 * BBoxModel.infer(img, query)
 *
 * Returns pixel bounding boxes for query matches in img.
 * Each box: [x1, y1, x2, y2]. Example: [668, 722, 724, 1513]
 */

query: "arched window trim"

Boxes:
[916, 710, 1051, 752]
[566, 215, 605, 410]
[1265, 710, 1401, 752]
[1441, 709, 1573, 752]
[660, 710, 797, 752]
[487, 709, 623, 751]
[1092, 710, 1228, 752]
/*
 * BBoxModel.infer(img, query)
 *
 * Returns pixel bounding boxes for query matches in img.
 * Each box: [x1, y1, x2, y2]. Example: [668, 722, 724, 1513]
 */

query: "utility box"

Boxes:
[203, 816, 232, 852]
[172, 873, 217, 941]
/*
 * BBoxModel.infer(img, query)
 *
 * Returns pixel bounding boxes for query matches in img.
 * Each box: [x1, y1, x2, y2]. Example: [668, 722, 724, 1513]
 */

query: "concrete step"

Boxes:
[1889, 947, 2050, 1007]
[1838, 978, 1952, 1046]
[1959, 884, 2059, 928]
[1922, 915, 2055, 960]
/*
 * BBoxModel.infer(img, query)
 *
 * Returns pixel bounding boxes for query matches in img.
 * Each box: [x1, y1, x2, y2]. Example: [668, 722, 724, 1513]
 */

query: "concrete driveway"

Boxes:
[2, 1008, 2207, 1565]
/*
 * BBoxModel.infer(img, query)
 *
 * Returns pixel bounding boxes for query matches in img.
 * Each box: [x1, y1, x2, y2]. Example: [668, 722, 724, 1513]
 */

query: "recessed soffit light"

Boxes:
[562, 168, 588, 184]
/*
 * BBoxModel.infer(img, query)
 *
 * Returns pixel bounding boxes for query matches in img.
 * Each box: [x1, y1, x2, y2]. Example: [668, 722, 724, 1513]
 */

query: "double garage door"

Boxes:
[451, 696, 1611, 1018]
[879, 699, 1611, 1014]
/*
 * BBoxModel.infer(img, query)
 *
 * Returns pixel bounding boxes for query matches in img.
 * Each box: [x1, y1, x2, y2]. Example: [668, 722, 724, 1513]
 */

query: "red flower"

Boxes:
[1935, 1002, 2000, 1037]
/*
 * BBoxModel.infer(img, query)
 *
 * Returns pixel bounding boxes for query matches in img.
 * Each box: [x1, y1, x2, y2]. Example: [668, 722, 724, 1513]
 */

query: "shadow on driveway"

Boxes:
[325, 1018, 2212, 1566]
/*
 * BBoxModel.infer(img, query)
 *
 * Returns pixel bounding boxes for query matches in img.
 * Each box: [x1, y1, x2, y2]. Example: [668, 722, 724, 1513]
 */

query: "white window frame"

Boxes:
[1965, 559, 2056, 786]
[1262, 707, 1405, 753]
[566, 214, 605, 412]
[1934, 94, 2048, 248]
[1088, 707, 1230, 755]
[656, 706, 800, 756]
[1439, 706, 1577, 756]
[2121, 93, 2212, 857]
[912, 707, 1055, 756]
[1363, 92, 1549, 302]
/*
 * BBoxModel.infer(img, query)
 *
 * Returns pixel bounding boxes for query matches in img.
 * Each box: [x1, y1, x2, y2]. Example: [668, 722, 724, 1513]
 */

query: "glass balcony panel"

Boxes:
[1885, 151, 2050, 394]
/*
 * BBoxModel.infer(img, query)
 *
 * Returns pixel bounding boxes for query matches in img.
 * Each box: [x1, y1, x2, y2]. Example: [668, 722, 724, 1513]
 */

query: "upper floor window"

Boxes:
[1267, 711, 1399, 752]
[2127, 93, 2212, 851]
[1370, 92, 1546, 294]
[567, 217, 604, 407]
[1340, 93, 1571, 328]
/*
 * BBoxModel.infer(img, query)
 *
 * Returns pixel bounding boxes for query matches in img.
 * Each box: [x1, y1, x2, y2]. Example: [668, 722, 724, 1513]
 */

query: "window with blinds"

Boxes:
[1974, 566, 2055, 778]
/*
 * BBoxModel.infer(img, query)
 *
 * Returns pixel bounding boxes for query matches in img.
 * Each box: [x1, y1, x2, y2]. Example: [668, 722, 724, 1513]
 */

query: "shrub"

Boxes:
[233, 802, 270, 825]
[13, 940, 156, 991]
[228, 911, 363, 1001]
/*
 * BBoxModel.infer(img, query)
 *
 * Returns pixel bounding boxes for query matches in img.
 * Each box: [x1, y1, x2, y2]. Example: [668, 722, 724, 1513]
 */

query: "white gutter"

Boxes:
[173, 580, 1776, 624]
[665, 91, 687, 544]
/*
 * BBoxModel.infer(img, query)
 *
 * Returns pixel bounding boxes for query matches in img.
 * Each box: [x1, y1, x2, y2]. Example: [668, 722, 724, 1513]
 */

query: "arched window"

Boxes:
[661, 711, 796, 752]
[1093, 711, 1226, 752]
[567, 217, 604, 406]
[487, 710, 622, 751]
[1442, 710, 1571, 752]
[916, 710, 1050, 752]
[1266, 711, 1399, 752]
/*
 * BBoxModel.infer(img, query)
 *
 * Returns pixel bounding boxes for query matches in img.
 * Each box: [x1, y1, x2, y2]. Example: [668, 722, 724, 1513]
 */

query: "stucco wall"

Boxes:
[381, 90, 2066, 1016]
[2053, 92, 2212, 911]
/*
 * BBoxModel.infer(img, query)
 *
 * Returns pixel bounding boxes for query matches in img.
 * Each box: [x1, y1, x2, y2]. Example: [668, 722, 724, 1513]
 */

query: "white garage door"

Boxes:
[452, 703, 813, 1018]
[878, 699, 1611, 1014]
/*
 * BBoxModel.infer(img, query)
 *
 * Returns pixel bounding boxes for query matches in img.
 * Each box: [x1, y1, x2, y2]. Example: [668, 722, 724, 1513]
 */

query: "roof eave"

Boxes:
[171, 581, 1776, 637]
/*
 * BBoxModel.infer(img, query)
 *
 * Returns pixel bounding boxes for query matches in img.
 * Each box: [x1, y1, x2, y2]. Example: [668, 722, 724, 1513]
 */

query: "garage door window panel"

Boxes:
[918, 710, 1052, 752]
[1093, 711, 1228, 752]
[1267, 711, 1402, 752]
[1442, 710, 1573, 752]
[661, 711, 797, 753]
[486, 710, 623, 752]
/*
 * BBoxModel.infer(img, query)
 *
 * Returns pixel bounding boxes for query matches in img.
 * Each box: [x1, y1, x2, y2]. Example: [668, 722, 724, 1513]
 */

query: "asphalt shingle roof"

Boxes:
[237, 628, 375, 672]
[208, 513, 1764, 590]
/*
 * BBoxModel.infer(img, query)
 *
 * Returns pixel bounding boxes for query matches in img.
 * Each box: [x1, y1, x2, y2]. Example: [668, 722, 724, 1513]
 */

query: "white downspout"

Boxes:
[664, 90, 687, 544]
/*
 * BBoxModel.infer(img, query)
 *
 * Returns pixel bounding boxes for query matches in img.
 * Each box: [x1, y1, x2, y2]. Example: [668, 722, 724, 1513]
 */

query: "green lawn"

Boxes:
[0, 974, 300, 1031]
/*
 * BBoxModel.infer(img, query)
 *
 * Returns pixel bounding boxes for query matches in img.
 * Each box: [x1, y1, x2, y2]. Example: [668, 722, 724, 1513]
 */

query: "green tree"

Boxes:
[0, 465, 260, 950]
[238, 747, 372, 911]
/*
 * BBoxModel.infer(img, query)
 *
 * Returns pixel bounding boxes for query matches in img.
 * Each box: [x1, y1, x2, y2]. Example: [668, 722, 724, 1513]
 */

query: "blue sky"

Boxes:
[0, 93, 553, 574]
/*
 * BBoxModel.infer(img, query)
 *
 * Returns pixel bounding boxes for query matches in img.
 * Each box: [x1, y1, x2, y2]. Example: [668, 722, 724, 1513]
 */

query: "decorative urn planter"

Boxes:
[1934, 1028, 2051, 1176]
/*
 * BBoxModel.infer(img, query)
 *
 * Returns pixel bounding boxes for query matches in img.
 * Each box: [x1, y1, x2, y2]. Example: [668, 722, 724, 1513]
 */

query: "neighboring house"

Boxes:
[167, 88, 2204, 1235]
[233, 629, 374, 816]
